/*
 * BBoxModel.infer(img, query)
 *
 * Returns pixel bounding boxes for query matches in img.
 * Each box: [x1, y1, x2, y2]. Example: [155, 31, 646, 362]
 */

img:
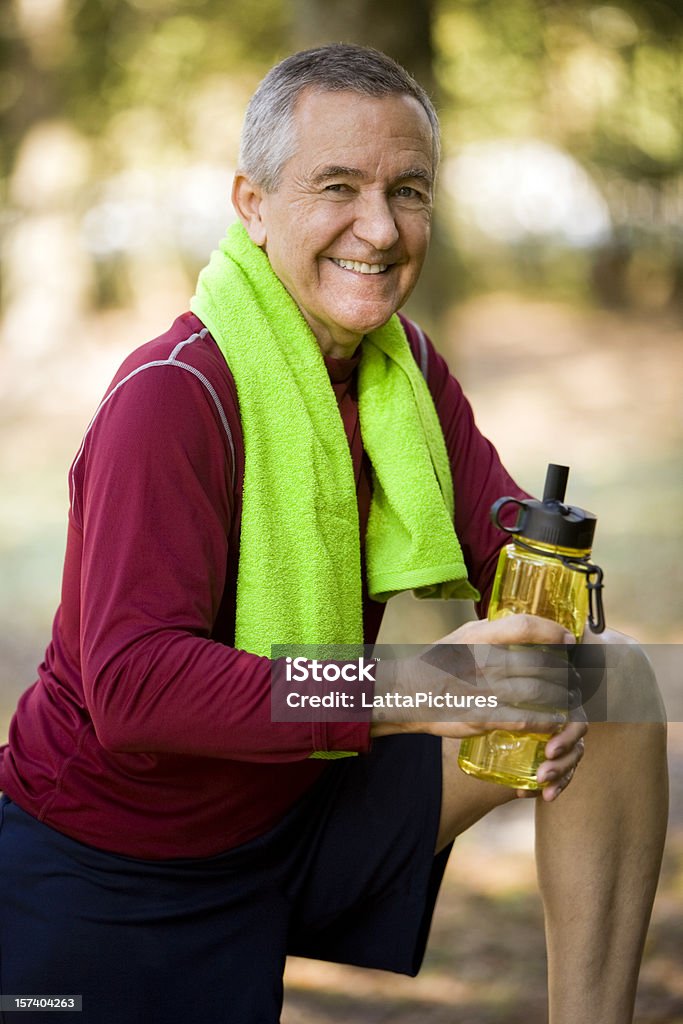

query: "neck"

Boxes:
[319, 338, 363, 359]
[299, 312, 363, 359]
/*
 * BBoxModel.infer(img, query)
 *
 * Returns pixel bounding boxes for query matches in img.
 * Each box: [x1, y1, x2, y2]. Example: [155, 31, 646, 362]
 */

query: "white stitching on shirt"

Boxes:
[169, 329, 207, 362]
[170, 361, 236, 470]
[69, 329, 236, 504]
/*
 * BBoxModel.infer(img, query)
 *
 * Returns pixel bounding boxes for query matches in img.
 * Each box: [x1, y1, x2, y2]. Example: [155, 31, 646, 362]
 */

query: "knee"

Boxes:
[583, 628, 667, 726]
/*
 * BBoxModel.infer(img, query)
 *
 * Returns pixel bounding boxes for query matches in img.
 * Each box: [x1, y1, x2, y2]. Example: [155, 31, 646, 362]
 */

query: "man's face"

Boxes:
[233, 88, 435, 357]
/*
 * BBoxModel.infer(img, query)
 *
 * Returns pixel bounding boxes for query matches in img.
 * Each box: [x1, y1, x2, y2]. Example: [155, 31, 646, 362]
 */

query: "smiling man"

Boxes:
[233, 88, 434, 356]
[0, 44, 667, 1024]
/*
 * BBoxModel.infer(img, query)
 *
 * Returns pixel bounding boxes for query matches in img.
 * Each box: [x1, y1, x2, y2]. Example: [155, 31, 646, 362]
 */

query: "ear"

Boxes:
[231, 173, 268, 247]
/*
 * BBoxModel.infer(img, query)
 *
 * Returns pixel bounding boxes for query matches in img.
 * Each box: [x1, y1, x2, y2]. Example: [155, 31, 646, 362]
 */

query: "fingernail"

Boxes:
[538, 769, 558, 784]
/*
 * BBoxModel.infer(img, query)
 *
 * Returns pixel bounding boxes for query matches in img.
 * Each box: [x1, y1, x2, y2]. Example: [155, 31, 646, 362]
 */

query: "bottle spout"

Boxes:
[542, 463, 569, 504]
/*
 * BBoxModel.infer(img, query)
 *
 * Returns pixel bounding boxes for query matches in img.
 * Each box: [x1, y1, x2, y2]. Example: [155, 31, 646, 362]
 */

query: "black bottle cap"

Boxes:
[491, 464, 597, 551]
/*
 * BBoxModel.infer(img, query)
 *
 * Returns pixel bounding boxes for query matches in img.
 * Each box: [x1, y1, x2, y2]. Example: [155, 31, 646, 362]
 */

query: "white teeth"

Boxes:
[332, 258, 388, 274]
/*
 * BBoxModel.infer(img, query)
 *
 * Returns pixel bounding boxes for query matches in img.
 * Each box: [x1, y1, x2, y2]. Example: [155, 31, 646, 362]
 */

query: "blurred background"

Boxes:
[1, 0, 681, 1020]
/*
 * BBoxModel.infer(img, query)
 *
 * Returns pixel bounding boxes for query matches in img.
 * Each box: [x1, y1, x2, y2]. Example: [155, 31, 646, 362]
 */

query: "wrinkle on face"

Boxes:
[238, 89, 435, 357]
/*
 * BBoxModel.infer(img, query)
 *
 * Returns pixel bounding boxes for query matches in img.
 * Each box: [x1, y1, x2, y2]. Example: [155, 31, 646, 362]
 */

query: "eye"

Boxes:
[394, 185, 432, 204]
[323, 182, 352, 194]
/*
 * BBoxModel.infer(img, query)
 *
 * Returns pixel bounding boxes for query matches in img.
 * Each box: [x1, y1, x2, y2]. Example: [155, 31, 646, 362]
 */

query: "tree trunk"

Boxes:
[289, 0, 435, 95]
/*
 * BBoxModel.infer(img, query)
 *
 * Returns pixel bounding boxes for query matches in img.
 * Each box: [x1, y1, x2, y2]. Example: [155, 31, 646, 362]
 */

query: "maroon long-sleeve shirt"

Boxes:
[0, 312, 526, 858]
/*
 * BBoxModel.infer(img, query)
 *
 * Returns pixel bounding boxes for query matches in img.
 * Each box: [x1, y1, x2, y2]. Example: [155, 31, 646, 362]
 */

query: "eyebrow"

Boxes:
[398, 167, 434, 190]
[310, 165, 433, 189]
[310, 166, 365, 185]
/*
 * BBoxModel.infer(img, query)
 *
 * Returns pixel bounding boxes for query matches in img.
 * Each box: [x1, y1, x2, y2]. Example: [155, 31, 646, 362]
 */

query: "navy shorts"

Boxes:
[0, 735, 450, 1024]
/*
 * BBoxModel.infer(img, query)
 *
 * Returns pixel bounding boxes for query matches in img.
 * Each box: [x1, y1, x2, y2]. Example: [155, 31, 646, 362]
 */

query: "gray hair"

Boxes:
[238, 43, 440, 192]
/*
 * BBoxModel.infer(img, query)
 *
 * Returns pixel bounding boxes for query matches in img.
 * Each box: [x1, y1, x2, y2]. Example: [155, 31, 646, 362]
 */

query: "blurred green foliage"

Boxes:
[437, 1, 683, 174]
[0, 0, 682, 311]
[3, 1, 681, 174]
[0, 0, 291, 179]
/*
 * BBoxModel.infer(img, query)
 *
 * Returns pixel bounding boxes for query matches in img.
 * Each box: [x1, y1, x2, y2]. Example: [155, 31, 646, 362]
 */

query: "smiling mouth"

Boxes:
[330, 258, 389, 275]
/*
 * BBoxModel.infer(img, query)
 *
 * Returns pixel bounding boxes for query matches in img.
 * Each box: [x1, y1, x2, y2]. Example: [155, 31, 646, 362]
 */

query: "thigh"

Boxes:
[0, 798, 288, 1024]
[437, 737, 518, 853]
[286, 733, 451, 976]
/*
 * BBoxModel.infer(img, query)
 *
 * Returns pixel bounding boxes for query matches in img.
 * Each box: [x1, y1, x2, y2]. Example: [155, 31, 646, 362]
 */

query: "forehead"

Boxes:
[288, 88, 435, 178]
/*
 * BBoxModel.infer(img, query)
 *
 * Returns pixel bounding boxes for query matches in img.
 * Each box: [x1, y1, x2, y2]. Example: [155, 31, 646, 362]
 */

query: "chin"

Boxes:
[340, 307, 398, 337]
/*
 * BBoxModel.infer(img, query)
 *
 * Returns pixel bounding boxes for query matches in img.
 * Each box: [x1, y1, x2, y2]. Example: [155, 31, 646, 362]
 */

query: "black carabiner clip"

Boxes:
[586, 565, 605, 634]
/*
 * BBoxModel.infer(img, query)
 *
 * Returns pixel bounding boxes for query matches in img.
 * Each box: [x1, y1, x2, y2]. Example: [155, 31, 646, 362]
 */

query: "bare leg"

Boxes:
[536, 635, 668, 1024]
[535, 720, 667, 1022]
[436, 736, 523, 852]
[436, 633, 668, 1024]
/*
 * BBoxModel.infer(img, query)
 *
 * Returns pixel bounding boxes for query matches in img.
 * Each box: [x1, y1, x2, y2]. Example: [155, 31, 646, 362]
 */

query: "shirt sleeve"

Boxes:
[75, 359, 370, 762]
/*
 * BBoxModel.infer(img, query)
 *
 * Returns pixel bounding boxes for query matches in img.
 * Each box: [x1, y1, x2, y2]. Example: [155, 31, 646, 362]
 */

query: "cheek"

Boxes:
[307, 205, 350, 248]
[405, 224, 431, 271]
[268, 236, 322, 305]
[409, 214, 432, 249]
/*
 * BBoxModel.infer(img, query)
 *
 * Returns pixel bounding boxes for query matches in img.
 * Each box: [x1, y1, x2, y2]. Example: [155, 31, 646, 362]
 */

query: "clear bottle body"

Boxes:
[457, 539, 590, 790]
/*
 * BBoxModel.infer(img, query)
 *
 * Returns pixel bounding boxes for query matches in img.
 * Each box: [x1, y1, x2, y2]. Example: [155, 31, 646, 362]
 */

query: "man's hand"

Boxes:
[371, 613, 588, 800]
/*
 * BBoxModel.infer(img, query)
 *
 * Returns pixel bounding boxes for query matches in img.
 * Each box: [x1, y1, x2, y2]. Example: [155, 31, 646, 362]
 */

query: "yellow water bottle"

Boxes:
[458, 464, 605, 790]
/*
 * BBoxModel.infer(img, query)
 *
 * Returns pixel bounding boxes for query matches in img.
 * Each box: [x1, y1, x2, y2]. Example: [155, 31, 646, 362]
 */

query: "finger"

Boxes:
[488, 643, 579, 678]
[459, 701, 568, 731]
[486, 676, 576, 712]
[474, 650, 581, 710]
[456, 614, 576, 648]
[537, 736, 586, 798]
[425, 709, 564, 742]
[540, 764, 578, 801]
[543, 720, 588, 760]
[419, 641, 577, 693]
[536, 744, 584, 785]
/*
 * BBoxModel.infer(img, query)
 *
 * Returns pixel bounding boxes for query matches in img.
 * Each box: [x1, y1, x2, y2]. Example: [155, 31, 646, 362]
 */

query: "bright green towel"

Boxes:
[191, 222, 478, 661]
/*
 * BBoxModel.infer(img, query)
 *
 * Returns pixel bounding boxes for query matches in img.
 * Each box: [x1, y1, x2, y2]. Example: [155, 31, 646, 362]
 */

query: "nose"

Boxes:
[353, 191, 399, 251]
